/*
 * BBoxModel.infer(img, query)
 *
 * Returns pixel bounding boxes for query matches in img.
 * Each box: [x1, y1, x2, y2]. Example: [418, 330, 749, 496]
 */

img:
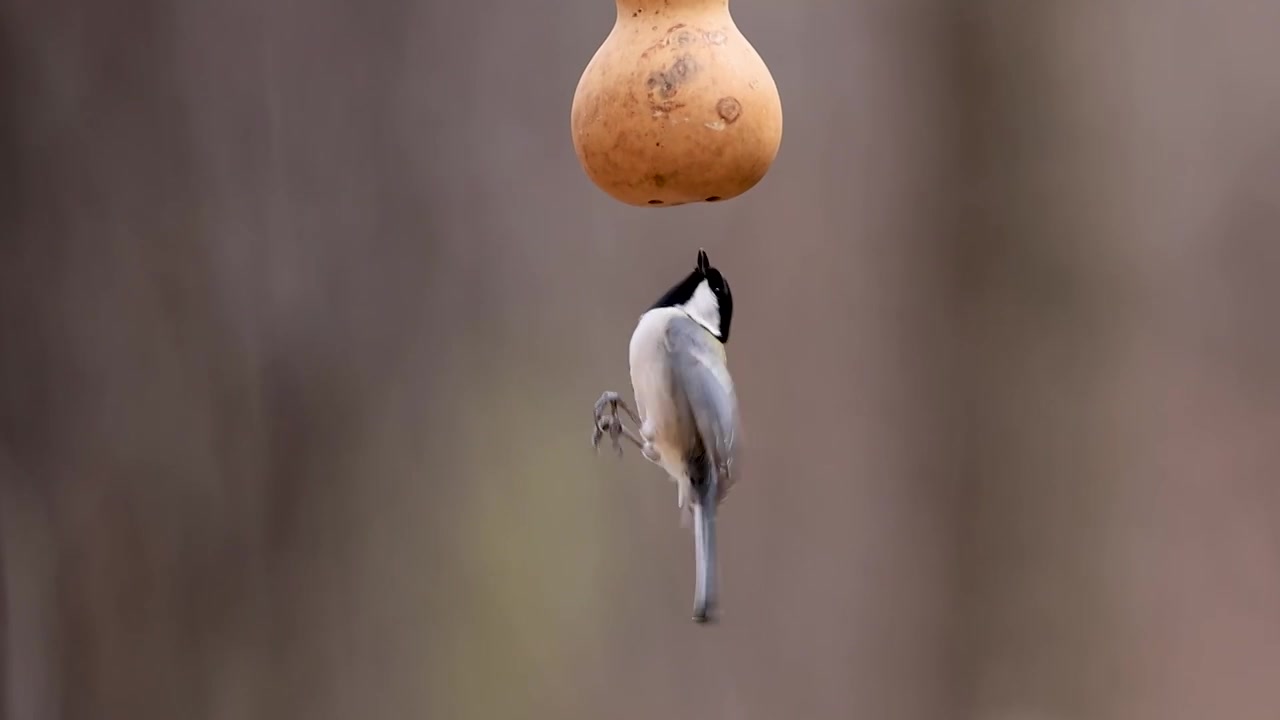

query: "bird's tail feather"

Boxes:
[692, 471, 718, 624]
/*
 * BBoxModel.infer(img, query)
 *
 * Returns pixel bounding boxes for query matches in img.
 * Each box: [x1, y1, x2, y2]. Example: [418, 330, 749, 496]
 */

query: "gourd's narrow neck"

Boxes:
[615, 0, 727, 14]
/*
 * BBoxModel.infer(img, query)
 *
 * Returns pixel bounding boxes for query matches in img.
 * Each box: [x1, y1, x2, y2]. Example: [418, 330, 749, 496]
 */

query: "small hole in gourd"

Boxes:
[705, 196, 722, 202]
[648, 199, 663, 205]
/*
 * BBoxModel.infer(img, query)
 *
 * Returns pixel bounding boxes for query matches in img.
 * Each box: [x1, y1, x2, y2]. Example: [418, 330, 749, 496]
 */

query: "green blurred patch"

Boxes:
[440, 366, 615, 718]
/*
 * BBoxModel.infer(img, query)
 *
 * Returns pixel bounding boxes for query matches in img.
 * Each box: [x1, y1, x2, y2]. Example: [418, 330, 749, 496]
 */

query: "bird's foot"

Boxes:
[592, 391, 643, 457]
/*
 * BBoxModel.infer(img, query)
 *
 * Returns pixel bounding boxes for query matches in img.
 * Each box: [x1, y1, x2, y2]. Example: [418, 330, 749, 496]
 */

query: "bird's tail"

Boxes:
[692, 471, 718, 624]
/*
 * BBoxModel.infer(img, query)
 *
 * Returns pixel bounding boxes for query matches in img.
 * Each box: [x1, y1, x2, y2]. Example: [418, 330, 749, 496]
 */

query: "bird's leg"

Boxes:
[592, 391, 645, 457]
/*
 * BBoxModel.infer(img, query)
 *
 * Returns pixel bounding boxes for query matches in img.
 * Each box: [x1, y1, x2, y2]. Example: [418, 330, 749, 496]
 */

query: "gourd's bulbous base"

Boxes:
[571, 0, 783, 207]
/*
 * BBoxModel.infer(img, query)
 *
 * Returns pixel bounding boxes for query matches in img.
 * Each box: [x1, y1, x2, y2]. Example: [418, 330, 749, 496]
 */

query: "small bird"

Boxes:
[592, 248, 740, 624]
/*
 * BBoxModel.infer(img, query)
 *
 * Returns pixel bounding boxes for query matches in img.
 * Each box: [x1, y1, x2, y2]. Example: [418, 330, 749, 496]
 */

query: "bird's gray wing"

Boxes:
[665, 316, 740, 502]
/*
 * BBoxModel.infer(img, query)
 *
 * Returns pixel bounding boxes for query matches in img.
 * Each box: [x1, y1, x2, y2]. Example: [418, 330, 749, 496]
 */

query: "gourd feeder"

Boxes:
[570, 0, 784, 207]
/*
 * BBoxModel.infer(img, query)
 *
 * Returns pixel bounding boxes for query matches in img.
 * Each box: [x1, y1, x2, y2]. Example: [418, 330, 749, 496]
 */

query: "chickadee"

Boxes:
[592, 248, 740, 624]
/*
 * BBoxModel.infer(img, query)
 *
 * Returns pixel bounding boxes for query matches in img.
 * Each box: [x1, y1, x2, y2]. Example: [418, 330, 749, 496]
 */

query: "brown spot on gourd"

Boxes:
[716, 97, 742, 123]
[646, 54, 698, 103]
[651, 100, 686, 115]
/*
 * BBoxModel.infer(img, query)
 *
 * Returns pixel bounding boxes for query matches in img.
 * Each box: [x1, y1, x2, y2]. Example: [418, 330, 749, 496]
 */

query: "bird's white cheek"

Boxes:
[682, 282, 721, 338]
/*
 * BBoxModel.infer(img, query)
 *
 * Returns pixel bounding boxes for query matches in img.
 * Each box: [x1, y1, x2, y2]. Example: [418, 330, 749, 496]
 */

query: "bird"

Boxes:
[592, 248, 740, 624]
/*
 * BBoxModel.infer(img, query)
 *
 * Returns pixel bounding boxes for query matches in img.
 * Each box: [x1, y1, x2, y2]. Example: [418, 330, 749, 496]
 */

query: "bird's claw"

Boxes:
[592, 392, 625, 457]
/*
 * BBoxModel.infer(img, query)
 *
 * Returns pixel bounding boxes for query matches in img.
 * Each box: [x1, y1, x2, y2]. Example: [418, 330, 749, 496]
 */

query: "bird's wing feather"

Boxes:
[665, 316, 740, 502]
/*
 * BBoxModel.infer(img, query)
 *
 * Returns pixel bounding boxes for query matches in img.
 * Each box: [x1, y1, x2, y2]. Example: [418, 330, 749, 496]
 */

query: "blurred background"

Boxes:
[3, 0, 1280, 718]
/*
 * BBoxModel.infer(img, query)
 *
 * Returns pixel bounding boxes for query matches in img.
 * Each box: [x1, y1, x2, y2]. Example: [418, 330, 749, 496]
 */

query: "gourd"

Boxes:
[570, 0, 783, 207]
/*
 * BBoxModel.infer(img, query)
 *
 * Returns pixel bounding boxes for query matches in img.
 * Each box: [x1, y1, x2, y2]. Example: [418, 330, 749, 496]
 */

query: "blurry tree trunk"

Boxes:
[0, 1, 452, 718]
[950, 3, 1280, 719]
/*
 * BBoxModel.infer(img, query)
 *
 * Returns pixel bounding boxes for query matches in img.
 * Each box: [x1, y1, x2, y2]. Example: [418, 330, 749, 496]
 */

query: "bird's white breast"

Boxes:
[628, 308, 692, 483]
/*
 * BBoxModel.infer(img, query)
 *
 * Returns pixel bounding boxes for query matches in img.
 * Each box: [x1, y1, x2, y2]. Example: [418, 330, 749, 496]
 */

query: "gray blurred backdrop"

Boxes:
[4, 1, 1280, 719]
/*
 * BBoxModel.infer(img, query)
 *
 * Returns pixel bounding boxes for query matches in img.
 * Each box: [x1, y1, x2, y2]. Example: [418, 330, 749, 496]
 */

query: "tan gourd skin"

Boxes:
[571, 0, 784, 207]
